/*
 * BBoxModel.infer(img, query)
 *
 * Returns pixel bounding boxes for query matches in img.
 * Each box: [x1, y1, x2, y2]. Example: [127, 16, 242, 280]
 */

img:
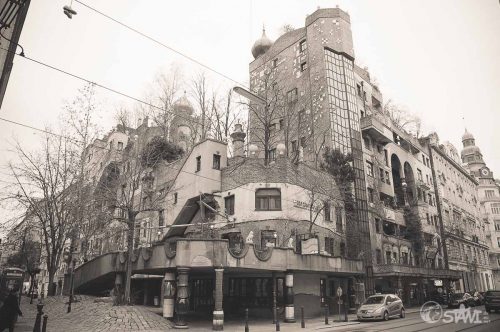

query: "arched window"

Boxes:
[255, 188, 281, 211]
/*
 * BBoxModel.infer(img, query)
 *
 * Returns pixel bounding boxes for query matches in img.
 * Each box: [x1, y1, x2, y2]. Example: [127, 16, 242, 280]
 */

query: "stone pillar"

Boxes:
[212, 268, 224, 331]
[284, 272, 295, 323]
[174, 267, 190, 329]
[163, 272, 176, 318]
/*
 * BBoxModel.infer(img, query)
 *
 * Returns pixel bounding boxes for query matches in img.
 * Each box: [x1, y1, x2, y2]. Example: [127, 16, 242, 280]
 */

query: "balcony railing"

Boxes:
[360, 114, 392, 144]
[373, 264, 462, 279]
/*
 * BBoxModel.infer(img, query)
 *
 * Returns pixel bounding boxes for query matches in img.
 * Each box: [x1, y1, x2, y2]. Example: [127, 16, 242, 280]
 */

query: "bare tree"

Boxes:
[190, 72, 211, 140]
[383, 100, 422, 137]
[3, 132, 79, 296]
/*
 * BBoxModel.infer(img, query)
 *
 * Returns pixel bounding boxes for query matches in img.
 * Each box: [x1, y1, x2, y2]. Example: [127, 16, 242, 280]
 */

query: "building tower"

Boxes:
[170, 92, 196, 152]
[461, 129, 500, 289]
[248, 7, 373, 293]
[461, 129, 486, 175]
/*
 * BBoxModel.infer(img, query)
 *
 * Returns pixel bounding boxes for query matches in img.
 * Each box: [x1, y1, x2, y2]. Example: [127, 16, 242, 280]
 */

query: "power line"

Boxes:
[74, 0, 248, 89]
[0, 45, 239, 130]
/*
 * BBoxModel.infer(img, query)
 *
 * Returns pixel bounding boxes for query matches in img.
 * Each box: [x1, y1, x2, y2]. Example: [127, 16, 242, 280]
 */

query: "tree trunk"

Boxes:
[124, 212, 136, 305]
[47, 270, 56, 296]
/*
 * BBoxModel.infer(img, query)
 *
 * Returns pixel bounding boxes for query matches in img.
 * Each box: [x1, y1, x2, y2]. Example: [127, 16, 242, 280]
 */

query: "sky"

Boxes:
[0, 0, 499, 228]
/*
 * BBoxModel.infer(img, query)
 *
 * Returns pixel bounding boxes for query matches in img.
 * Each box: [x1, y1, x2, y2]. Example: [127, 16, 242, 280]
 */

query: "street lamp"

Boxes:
[232, 86, 266, 106]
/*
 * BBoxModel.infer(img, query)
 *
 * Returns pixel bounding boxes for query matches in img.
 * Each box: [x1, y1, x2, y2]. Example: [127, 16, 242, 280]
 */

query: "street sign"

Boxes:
[337, 286, 343, 297]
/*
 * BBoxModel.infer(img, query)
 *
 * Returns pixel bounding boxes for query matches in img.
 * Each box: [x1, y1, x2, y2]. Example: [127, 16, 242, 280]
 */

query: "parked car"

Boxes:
[473, 291, 484, 306]
[357, 294, 405, 321]
[447, 293, 476, 308]
[484, 290, 500, 313]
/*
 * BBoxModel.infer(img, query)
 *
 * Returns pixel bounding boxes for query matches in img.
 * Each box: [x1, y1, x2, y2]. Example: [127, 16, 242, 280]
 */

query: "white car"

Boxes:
[357, 294, 405, 321]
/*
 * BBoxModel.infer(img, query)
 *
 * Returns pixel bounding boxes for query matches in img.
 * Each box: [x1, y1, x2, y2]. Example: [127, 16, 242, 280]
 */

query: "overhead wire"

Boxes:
[74, 0, 249, 89]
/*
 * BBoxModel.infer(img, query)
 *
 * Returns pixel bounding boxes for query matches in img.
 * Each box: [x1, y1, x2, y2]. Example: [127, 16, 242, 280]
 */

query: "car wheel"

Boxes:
[400, 308, 405, 318]
[383, 311, 389, 321]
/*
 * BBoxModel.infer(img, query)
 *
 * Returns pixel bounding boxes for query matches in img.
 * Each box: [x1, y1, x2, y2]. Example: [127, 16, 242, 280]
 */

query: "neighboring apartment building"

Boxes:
[425, 134, 492, 292]
[460, 130, 500, 289]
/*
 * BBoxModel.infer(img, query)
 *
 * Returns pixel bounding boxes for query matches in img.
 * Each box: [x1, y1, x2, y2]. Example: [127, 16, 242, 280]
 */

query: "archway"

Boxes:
[391, 154, 404, 207]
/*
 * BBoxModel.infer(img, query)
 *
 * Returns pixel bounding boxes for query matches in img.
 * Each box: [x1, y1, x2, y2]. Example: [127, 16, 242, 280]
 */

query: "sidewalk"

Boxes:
[14, 295, 173, 332]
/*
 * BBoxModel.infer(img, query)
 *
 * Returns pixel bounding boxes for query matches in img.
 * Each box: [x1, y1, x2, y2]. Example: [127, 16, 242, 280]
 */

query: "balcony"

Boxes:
[417, 179, 430, 191]
[373, 264, 462, 279]
[383, 206, 405, 225]
[360, 114, 392, 145]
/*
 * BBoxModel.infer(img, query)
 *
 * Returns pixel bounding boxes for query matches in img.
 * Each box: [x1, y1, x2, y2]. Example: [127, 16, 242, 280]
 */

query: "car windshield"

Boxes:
[364, 296, 385, 304]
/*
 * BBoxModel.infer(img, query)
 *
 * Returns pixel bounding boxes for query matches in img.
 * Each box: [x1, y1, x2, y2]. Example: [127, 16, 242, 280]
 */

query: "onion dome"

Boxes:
[251, 27, 273, 59]
[173, 91, 194, 115]
[462, 128, 474, 142]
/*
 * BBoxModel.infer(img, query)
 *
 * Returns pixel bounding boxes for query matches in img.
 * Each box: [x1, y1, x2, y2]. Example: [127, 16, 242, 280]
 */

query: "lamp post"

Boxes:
[401, 179, 409, 207]
[63, 246, 77, 313]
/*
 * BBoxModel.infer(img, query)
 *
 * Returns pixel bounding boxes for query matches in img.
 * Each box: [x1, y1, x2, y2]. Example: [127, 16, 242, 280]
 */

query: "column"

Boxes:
[113, 273, 124, 305]
[285, 272, 295, 323]
[174, 267, 190, 329]
[212, 268, 224, 331]
[163, 272, 175, 318]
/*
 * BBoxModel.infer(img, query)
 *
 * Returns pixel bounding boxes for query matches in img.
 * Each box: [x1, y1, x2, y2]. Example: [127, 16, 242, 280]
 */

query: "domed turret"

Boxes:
[251, 27, 273, 59]
[462, 128, 474, 142]
[173, 91, 194, 116]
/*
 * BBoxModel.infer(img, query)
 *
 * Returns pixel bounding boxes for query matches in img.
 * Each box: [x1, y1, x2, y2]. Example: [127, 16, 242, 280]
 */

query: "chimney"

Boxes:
[230, 124, 246, 157]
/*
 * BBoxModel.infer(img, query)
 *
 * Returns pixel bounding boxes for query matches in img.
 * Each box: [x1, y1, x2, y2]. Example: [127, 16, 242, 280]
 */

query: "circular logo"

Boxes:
[420, 301, 443, 324]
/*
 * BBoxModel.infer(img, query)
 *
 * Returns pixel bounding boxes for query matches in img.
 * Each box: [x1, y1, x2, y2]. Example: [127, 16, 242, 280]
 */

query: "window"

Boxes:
[287, 88, 298, 103]
[366, 161, 374, 177]
[379, 168, 385, 182]
[255, 188, 281, 211]
[367, 188, 374, 203]
[325, 237, 334, 255]
[357, 84, 362, 97]
[384, 150, 389, 166]
[495, 221, 500, 231]
[324, 201, 331, 221]
[213, 154, 221, 170]
[272, 58, 278, 68]
[401, 252, 409, 264]
[385, 171, 391, 184]
[173, 192, 178, 204]
[196, 156, 201, 172]
[267, 148, 276, 161]
[497, 237, 500, 248]
[300, 62, 307, 71]
[291, 140, 297, 152]
[386, 251, 392, 264]
[376, 249, 382, 264]
[375, 218, 381, 233]
[336, 208, 343, 232]
[363, 136, 371, 150]
[426, 213, 430, 224]
[300, 136, 306, 148]
[159, 209, 165, 227]
[299, 39, 307, 52]
[486, 190, 495, 198]
[417, 169, 423, 181]
[493, 204, 500, 214]
[117, 141, 123, 151]
[279, 118, 284, 130]
[427, 158, 430, 167]
[261, 230, 276, 248]
[340, 242, 346, 256]
[225, 195, 235, 215]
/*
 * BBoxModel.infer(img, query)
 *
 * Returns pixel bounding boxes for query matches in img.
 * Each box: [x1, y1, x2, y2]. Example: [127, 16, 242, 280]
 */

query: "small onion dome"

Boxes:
[251, 27, 273, 59]
[461, 145, 481, 158]
[174, 91, 194, 115]
[462, 129, 474, 142]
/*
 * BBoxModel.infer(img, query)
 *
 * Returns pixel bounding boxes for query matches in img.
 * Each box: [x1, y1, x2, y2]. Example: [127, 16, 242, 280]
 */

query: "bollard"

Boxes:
[324, 306, 329, 325]
[33, 301, 44, 332]
[245, 308, 249, 332]
[42, 315, 48, 332]
[275, 314, 280, 331]
[300, 306, 305, 328]
[344, 299, 348, 322]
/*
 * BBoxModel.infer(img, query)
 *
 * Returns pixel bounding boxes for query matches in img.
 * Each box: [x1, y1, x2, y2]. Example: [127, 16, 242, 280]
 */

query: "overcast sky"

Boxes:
[0, 0, 499, 225]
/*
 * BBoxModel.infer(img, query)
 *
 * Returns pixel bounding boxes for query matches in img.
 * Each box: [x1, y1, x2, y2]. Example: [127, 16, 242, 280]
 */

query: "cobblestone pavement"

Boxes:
[15, 295, 173, 331]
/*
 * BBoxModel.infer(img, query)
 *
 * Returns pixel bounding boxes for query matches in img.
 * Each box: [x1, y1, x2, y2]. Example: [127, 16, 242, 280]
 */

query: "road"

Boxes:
[325, 307, 500, 332]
